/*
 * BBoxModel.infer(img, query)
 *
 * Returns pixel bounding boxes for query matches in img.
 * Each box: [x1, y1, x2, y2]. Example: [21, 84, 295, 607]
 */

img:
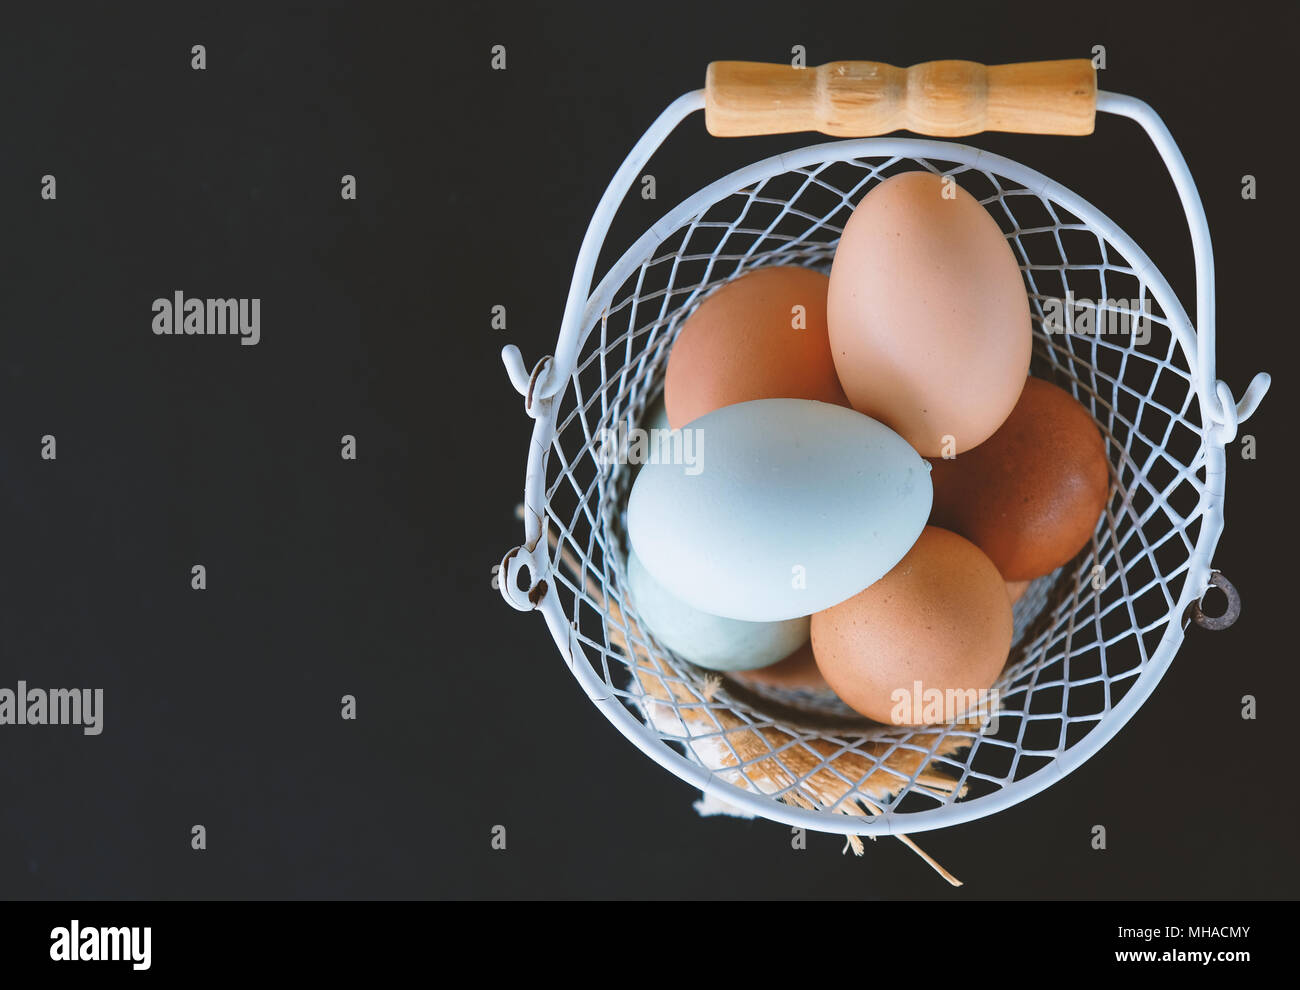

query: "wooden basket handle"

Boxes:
[704, 59, 1097, 138]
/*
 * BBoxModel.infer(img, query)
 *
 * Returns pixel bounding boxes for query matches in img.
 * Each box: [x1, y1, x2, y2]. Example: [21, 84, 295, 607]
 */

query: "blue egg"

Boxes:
[628, 398, 932, 622]
[625, 549, 808, 672]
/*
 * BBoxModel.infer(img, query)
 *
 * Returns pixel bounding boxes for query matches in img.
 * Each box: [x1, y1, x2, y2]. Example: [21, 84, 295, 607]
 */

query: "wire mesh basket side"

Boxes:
[533, 144, 1211, 833]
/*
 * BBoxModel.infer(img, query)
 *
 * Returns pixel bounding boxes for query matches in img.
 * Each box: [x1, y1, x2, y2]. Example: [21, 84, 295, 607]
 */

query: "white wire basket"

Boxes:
[499, 60, 1269, 840]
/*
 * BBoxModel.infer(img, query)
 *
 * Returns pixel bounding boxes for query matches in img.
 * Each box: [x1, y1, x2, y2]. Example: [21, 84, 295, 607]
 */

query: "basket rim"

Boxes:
[576, 137, 1200, 398]
[530, 136, 1224, 836]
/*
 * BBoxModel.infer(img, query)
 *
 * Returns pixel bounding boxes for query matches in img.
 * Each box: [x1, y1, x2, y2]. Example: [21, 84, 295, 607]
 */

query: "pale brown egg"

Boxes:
[927, 377, 1111, 582]
[827, 171, 1031, 456]
[664, 266, 848, 428]
[733, 641, 829, 691]
[810, 527, 1012, 725]
[1006, 580, 1031, 605]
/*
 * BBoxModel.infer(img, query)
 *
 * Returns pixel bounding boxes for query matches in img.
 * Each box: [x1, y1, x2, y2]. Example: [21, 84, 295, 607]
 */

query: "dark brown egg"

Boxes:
[927, 377, 1110, 582]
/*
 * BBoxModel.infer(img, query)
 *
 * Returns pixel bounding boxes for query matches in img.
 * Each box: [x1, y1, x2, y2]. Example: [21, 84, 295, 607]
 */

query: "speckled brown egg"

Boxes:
[664, 266, 848, 428]
[810, 527, 1012, 725]
[927, 377, 1111, 582]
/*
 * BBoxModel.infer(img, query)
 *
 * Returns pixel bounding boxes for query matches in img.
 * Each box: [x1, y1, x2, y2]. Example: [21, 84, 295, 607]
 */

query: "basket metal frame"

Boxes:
[499, 89, 1270, 836]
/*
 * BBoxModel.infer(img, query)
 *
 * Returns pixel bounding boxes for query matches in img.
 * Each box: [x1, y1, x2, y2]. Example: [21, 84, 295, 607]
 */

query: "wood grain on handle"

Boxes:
[705, 59, 1096, 138]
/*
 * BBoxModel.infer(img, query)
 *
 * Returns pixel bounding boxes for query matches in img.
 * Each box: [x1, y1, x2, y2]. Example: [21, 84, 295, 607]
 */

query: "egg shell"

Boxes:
[627, 398, 932, 622]
[625, 549, 809, 672]
[665, 266, 847, 429]
[810, 526, 1012, 725]
[827, 171, 1032, 456]
[1006, 579, 1031, 605]
[927, 376, 1111, 581]
[733, 641, 828, 691]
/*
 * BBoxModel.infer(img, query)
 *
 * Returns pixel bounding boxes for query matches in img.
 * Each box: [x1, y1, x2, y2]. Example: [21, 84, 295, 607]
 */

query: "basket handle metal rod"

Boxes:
[704, 59, 1097, 138]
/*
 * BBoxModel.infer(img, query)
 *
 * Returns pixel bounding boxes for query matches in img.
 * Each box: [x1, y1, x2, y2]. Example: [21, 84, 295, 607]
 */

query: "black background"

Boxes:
[0, 1, 1295, 899]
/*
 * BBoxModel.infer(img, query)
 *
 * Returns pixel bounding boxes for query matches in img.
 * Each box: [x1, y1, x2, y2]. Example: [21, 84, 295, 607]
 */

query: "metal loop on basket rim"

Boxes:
[499, 545, 548, 611]
[500, 345, 560, 417]
[1187, 570, 1241, 630]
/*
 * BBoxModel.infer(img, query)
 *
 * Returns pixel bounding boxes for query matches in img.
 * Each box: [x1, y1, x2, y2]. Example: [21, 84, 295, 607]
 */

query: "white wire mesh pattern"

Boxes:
[502, 130, 1261, 836]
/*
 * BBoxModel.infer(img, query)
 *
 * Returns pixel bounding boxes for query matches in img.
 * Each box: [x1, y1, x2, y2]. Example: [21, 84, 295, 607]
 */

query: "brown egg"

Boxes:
[927, 377, 1111, 582]
[827, 171, 1031, 456]
[664, 266, 848, 428]
[733, 641, 829, 691]
[810, 527, 1011, 725]
[1006, 580, 1031, 605]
